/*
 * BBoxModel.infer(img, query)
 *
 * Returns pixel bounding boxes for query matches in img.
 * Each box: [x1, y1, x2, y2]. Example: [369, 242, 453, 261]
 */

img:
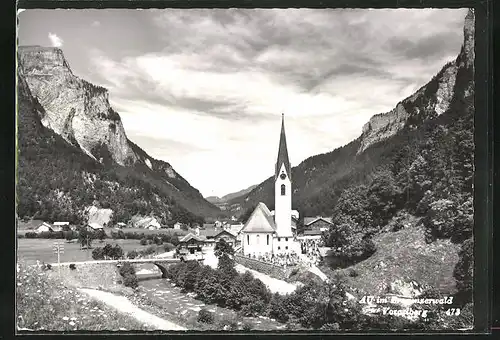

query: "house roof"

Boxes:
[241, 202, 276, 233]
[215, 229, 237, 239]
[53, 222, 69, 225]
[275, 114, 292, 181]
[304, 216, 333, 226]
[179, 233, 204, 243]
[88, 222, 103, 229]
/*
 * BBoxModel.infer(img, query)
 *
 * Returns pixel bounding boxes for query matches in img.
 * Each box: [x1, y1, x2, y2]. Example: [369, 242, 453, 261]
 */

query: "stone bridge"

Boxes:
[49, 258, 201, 278]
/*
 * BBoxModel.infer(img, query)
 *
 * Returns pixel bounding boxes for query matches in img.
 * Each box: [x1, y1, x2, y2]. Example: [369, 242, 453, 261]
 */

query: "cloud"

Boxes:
[48, 32, 63, 47]
[81, 8, 469, 196]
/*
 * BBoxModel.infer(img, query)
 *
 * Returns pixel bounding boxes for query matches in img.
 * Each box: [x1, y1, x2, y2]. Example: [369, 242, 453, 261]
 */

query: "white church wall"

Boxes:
[272, 235, 300, 254]
[242, 232, 274, 257]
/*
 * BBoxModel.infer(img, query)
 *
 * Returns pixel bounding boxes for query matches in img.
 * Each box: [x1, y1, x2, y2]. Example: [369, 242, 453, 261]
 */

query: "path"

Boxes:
[297, 252, 328, 281]
[79, 288, 187, 331]
[203, 251, 297, 295]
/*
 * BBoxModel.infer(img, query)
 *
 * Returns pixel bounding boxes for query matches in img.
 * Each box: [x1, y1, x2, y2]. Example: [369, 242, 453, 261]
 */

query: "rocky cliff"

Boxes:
[17, 47, 222, 222]
[358, 9, 474, 154]
[19, 46, 137, 164]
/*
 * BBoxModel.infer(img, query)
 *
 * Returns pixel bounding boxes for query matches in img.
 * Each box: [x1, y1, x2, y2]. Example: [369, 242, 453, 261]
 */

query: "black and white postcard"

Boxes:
[16, 7, 476, 332]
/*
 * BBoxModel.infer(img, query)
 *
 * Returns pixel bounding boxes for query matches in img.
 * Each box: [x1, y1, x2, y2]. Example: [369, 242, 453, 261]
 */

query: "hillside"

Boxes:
[16, 48, 222, 226]
[227, 10, 474, 221]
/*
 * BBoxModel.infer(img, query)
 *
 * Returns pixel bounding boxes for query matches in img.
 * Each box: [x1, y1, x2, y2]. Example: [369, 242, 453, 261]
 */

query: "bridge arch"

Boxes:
[152, 262, 169, 278]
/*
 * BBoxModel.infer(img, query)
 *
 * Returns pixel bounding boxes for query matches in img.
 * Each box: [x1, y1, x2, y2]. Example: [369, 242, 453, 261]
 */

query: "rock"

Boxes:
[388, 279, 423, 298]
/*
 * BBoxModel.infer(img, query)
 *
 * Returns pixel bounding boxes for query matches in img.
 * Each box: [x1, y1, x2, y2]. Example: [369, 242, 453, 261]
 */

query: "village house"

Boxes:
[36, 222, 53, 233]
[303, 216, 333, 232]
[173, 222, 186, 230]
[87, 222, 104, 230]
[214, 229, 238, 247]
[177, 233, 206, 256]
[53, 221, 71, 231]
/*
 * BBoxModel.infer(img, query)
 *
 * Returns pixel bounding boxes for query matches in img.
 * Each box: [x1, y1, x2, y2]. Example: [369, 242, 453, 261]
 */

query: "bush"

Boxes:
[119, 263, 136, 277]
[197, 308, 214, 324]
[348, 269, 359, 277]
[69, 264, 76, 270]
[18, 234, 25, 239]
[25, 232, 37, 238]
[122, 274, 138, 289]
[119, 263, 138, 289]
[164, 243, 175, 252]
[127, 250, 138, 259]
[242, 321, 253, 331]
[218, 316, 238, 330]
[140, 238, 148, 246]
[92, 247, 105, 260]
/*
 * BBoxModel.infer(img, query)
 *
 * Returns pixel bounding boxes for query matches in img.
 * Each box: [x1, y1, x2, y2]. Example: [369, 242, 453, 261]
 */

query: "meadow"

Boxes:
[17, 238, 153, 265]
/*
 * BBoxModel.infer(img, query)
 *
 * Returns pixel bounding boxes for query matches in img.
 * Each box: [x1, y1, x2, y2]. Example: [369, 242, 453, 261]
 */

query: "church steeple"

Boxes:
[275, 113, 292, 181]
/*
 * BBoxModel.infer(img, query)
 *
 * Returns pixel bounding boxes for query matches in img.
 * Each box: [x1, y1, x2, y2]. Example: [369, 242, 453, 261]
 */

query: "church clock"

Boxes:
[280, 173, 286, 180]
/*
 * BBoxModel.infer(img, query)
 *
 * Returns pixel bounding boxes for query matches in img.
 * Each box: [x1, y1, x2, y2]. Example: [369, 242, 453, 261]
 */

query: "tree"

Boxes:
[214, 239, 234, 258]
[78, 227, 93, 249]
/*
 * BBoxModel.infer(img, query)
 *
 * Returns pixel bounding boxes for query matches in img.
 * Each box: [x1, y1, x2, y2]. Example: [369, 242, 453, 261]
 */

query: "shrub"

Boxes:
[18, 234, 25, 239]
[119, 263, 136, 277]
[218, 316, 238, 330]
[69, 264, 76, 270]
[119, 263, 138, 289]
[92, 247, 105, 260]
[122, 275, 138, 289]
[164, 243, 175, 252]
[242, 321, 253, 331]
[25, 232, 37, 238]
[348, 269, 359, 277]
[140, 238, 148, 246]
[127, 250, 138, 259]
[197, 308, 214, 324]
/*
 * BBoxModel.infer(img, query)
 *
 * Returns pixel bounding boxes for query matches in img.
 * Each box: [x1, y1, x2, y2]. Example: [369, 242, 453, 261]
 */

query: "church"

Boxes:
[240, 114, 301, 257]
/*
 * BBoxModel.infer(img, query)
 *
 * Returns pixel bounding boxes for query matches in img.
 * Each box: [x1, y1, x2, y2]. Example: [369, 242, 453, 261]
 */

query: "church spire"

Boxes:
[275, 113, 292, 181]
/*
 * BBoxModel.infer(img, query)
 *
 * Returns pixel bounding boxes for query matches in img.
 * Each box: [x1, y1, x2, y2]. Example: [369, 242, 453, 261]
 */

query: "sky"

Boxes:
[17, 8, 469, 198]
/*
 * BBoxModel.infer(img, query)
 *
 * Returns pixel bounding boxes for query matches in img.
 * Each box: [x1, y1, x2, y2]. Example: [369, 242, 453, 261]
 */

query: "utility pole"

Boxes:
[53, 241, 64, 277]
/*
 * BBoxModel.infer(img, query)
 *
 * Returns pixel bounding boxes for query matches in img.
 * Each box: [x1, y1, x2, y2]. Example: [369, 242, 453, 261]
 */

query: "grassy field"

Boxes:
[17, 239, 153, 265]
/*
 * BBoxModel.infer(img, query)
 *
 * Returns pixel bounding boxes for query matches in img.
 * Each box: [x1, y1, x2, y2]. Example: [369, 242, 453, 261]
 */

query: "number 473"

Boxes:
[445, 308, 461, 316]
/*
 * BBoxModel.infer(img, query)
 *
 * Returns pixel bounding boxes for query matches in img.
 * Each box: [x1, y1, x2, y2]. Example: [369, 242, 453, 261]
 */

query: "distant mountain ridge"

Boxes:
[206, 184, 258, 204]
[17, 46, 222, 225]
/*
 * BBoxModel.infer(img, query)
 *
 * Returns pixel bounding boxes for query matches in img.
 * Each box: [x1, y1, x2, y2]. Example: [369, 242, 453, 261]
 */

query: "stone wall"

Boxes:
[234, 254, 296, 281]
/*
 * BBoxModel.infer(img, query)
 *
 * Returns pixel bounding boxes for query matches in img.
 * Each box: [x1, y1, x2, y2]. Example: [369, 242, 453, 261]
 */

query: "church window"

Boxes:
[278, 246, 280, 250]
[247, 235, 249, 245]
[256, 235, 260, 245]
[267, 235, 269, 245]
[285, 237, 288, 242]
[281, 184, 286, 196]
[278, 237, 281, 242]
[286, 246, 288, 250]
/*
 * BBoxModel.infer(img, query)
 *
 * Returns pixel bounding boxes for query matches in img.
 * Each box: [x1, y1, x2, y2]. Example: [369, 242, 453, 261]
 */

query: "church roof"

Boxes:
[275, 114, 292, 181]
[241, 202, 276, 233]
